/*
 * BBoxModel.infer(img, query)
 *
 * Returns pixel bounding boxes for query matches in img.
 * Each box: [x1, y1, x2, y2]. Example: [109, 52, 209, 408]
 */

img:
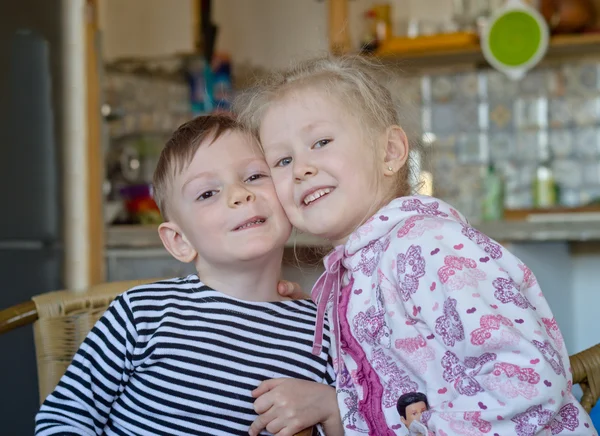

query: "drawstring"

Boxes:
[311, 245, 345, 358]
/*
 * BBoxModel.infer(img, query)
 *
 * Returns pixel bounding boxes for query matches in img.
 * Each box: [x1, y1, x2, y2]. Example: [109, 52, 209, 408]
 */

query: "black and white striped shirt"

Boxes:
[35, 275, 336, 436]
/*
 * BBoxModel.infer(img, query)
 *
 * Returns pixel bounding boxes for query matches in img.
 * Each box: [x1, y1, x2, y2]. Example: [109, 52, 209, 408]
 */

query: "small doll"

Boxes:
[396, 392, 429, 436]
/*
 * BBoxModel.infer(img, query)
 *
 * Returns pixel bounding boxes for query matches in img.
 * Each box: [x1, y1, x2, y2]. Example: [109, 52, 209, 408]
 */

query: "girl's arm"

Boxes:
[249, 378, 343, 436]
[34, 294, 137, 435]
[249, 324, 341, 436]
[385, 219, 580, 435]
[278, 280, 310, 300]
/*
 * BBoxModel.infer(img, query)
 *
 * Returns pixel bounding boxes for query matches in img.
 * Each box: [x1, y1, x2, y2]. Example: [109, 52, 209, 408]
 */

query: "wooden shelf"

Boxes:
[105, 218, 600, 249]
[477, 219, 600, 243]
[105, 225, 328, 249]
[374, 32, 600, 70]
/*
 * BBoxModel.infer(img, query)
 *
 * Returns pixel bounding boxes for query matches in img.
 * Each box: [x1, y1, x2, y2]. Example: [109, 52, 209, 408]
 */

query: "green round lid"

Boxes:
[488, 11, 542, 66]
[482, 1, 549, 80]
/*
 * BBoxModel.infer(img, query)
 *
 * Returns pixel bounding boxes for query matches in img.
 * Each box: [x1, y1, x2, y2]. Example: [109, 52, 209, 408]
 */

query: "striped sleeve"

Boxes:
[325, 329, 336, 387]
[318, 352, 338, 436]
[34, 293, 138, 436]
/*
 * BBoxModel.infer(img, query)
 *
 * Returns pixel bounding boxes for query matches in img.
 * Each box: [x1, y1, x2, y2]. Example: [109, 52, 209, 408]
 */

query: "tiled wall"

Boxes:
[104, 70, 190, 140]
[102, 60, 600, 222]
[400, 60, 600, 222]
[103, 70, 191, 191]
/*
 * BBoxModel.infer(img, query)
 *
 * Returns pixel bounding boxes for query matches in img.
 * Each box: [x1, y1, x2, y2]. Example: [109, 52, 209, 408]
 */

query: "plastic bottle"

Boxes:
[532, 158, 559, 208]
[482, 164, 505, 221]
[212, 56, 233, 113]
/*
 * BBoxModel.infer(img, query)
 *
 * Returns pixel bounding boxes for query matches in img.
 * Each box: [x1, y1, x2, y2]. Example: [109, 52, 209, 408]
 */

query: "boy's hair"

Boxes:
[152, 114, 247, 220]
[396, 392, 429, 419]
[235, 54, 422, 199]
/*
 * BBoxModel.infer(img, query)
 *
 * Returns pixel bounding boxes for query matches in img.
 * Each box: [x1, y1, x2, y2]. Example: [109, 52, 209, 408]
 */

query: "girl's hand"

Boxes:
[248, 378, 342, 436]
[277, 280, 310, 300]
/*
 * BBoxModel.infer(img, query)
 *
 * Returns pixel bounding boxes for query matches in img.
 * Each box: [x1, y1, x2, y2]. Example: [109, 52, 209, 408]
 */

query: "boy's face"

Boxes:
[163, 130, 291, 268]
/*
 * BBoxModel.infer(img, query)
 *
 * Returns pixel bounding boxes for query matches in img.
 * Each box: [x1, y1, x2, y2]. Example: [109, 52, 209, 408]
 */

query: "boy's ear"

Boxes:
[158, 221, 197, 263]
[382, 125, 409, 176]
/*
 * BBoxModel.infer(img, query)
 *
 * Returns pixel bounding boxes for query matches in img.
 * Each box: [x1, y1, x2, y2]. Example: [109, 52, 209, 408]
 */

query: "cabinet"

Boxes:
[212, 0, 384, 69]
[106, 248, 196, 281]
[105, 248, 324, 288]
[98, 0, 195, 61]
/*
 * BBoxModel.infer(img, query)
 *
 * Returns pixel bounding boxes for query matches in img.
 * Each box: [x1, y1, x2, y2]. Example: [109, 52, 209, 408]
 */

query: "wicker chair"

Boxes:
[0, 283, 597, 431]
[0, 279, 314, 436]
[571, 344, 600, 413]
[0, 279, 155, 403]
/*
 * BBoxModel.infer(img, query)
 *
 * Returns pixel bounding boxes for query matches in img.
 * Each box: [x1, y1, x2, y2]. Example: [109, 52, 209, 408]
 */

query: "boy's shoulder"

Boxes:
[125, 274, 201, 291]
[121, 274, 204, 304]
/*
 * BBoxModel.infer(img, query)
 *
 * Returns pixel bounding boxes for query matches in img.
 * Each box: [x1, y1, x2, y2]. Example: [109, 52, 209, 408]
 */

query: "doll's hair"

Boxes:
[396, 392, 429, 419]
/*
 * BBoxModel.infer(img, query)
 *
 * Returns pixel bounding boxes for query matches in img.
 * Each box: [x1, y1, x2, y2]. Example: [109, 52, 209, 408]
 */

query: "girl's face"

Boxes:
[259, 88, 392, 244]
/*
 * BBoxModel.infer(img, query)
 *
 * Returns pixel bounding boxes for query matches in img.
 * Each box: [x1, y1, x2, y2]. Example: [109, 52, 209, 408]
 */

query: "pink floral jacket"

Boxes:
[311, 196, 595, 435]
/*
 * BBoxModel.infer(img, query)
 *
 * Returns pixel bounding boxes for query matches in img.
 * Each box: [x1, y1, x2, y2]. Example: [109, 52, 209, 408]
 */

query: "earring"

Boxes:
[387, 166, 394, 172]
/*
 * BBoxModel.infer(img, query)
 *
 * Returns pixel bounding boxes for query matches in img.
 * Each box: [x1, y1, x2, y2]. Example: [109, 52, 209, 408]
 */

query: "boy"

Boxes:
[35, 115, 341, 436]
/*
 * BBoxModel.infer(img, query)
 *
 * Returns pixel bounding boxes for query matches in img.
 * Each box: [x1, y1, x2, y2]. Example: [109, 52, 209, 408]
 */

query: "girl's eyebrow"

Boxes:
[261, 141, 288, 152]
[301, 120, 328, 134]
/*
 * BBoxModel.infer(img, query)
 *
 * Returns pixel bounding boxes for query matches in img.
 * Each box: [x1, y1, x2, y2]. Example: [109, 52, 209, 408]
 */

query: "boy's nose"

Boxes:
[228, 186, 255, 207]
[233, 193, 253, 205]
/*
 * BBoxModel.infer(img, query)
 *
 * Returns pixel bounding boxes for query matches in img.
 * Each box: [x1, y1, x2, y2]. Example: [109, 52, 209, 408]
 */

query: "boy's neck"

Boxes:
[195, 248, 288, 302]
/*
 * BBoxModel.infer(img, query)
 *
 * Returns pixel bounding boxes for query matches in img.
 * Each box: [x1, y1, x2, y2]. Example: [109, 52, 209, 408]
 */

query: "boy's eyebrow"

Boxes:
[181, 157, 268, 192]
[181, 171, 212, 193]
[236, 156, 269, 169]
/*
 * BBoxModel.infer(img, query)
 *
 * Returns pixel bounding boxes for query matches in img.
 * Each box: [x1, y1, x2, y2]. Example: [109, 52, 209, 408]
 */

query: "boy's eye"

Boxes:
[197, 190, 217, 201]
[313, 139, 331, 149]
[246, 173, 267, 182]
[275, 157, 292, 167]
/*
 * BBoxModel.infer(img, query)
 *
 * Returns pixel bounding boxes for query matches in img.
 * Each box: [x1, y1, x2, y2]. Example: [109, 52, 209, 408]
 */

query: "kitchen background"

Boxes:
[101, 0, 600, 355]
[3, 0, 600, 433]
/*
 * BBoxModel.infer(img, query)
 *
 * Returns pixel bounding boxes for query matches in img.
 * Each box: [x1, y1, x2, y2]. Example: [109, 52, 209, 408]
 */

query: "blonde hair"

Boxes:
[152, 114, 248, 220]
[235, 54, 422, 199]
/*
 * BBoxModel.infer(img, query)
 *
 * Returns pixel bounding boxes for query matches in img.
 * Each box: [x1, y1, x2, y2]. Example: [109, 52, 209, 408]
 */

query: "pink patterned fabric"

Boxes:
[311, 244, 345, 357]
[311, 195, 595, 435]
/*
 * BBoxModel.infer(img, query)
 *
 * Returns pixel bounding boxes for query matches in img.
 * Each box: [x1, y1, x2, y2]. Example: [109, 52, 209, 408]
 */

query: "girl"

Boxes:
[237, 57, 595, 435]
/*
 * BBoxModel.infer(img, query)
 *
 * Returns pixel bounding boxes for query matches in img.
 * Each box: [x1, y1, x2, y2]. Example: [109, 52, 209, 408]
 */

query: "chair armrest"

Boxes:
[0, 300, 37, 334]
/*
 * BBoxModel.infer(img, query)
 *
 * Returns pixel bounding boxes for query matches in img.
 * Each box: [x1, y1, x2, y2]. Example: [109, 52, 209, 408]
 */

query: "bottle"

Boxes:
[212, 55, 233, 113]
[372, 4, 392, 44]
[185, 56, 214, 115]
[532, 158, 558, 208]
[482, 164, 505, 221]
[360, 9, 378, 53]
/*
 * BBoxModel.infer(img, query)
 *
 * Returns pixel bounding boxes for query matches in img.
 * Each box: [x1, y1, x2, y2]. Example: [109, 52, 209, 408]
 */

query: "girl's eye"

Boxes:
[197, 190, 217, 201]
[246, 173, 267, 182]
[275, 157, 292, 167]
[313, 139, 331, 149]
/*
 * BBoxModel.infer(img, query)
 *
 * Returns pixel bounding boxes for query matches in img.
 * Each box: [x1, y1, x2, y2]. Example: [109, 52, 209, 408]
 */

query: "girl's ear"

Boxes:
[382, 125, 409, 177]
